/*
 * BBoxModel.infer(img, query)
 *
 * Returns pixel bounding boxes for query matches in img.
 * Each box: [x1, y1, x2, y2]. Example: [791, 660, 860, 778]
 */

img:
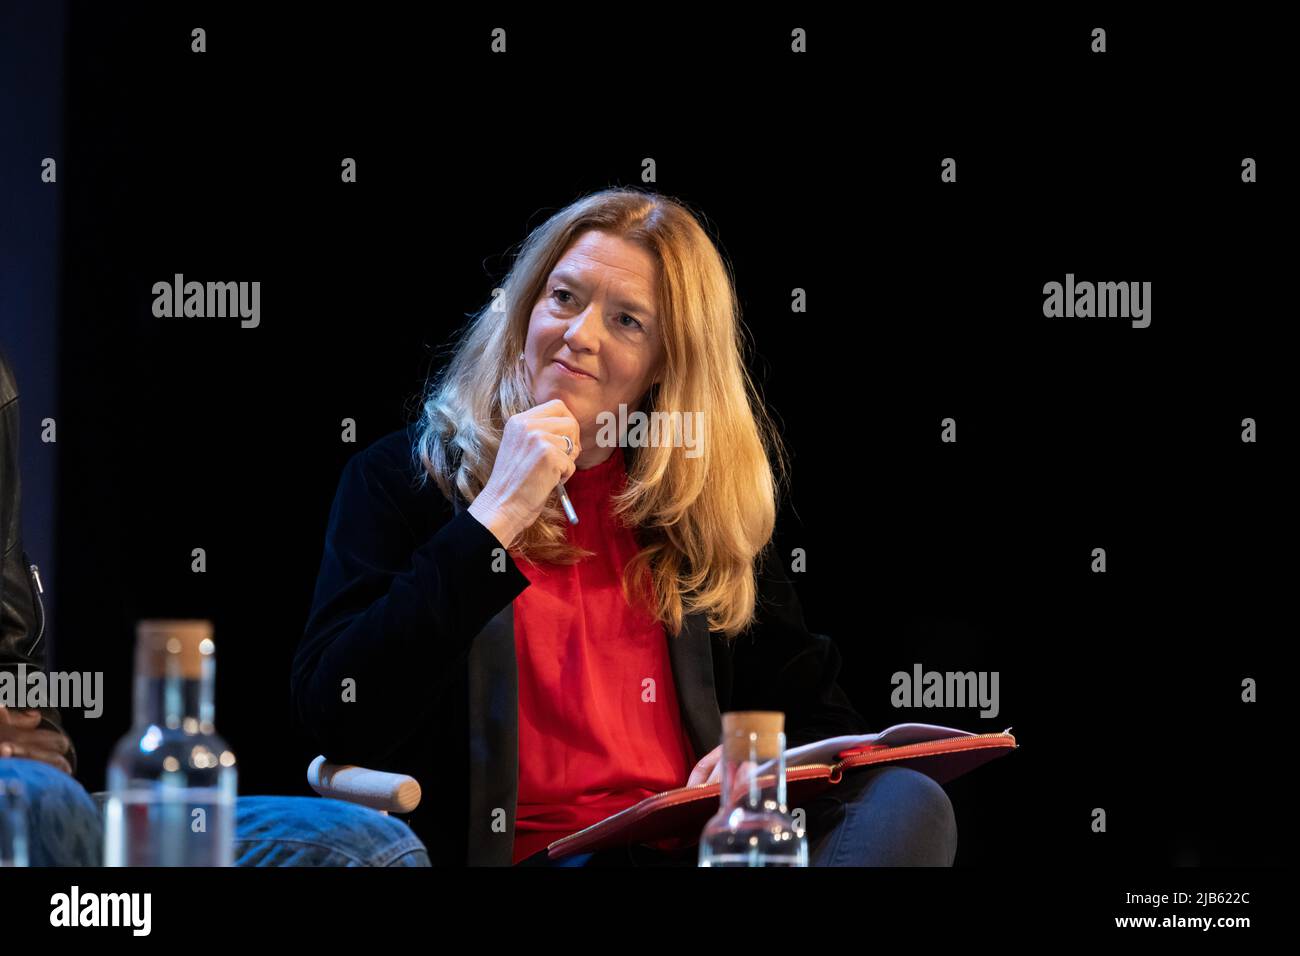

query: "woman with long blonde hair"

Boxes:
[294, 187, 958, 866]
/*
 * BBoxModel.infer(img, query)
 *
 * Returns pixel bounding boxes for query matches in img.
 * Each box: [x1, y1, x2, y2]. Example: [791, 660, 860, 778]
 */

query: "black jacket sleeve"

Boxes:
[0, 348, 77, 774]
[292, 433, 531, 767]
[730, 546, 869, 750]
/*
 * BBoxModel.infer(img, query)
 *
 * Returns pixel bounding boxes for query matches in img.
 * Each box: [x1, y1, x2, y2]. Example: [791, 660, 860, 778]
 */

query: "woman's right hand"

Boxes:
[467, 399, 582, 549]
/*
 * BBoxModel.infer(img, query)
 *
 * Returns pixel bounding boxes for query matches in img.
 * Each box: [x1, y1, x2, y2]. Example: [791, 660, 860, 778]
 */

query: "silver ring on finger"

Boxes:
[562, 435, 574, 456]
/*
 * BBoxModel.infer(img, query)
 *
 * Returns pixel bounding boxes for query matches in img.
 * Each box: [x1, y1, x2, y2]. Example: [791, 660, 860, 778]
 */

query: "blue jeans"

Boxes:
[0, 757, 430, 867]
[517, 765, 959, 867]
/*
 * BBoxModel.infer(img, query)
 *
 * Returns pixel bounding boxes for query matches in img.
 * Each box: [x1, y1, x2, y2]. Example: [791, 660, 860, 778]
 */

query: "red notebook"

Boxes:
[546, 723, 1018, 860]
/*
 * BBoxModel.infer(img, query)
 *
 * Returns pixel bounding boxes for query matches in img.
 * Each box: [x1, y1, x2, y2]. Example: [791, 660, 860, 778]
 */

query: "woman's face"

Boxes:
[523, 229, 665, 466]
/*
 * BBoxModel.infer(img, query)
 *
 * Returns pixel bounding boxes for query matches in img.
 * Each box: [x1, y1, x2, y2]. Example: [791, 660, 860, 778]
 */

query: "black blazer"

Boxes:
[0, 348, 76, 774]
[292, 424, 867, 865]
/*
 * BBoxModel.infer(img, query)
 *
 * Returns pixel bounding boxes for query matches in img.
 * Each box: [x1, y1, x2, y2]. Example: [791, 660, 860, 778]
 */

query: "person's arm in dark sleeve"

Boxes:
[729, 545, 869, 750]
[0, 351, 77, 774]
[0, 558, 78, 775]
[292, 443, 531, 768]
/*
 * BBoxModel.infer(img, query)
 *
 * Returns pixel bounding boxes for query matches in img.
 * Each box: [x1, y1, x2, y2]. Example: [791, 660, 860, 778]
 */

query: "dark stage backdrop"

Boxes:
[19, 7, 1285, 869]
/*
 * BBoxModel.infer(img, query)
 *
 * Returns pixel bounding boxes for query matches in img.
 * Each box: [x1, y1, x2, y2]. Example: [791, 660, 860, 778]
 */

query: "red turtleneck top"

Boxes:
[509, 445, 697, 864]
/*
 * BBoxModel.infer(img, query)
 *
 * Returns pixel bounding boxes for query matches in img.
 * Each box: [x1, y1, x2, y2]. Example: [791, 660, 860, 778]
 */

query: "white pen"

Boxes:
[557, 483, 579, 525]
[557, 433, 579, 524]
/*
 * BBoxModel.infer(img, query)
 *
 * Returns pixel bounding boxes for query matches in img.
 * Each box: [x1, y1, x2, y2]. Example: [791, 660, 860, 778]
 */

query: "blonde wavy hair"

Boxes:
[411, 187, 788, 640]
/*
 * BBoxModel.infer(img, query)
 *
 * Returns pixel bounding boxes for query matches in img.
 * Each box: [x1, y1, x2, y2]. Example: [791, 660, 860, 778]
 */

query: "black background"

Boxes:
[19, 4, 1287, 880]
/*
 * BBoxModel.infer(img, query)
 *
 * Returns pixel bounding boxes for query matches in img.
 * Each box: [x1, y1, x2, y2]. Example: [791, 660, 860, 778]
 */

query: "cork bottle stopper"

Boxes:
[135, 619, 214, 679]
[721, 710, 785, 760]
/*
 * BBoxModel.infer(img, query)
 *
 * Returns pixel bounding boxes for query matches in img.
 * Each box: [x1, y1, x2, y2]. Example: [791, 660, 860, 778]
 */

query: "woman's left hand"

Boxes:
[686, 744, 758, 794]
[686, 744, 724, 787]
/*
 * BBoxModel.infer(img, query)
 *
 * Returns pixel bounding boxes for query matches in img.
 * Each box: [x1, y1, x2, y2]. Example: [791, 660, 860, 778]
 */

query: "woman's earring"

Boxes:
[518, 351, 525, 361]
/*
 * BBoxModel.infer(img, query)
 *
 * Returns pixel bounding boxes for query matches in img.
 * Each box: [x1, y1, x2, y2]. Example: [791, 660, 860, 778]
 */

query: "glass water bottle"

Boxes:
[104, 620, 237, 866]
[698, 711, 807, 866]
